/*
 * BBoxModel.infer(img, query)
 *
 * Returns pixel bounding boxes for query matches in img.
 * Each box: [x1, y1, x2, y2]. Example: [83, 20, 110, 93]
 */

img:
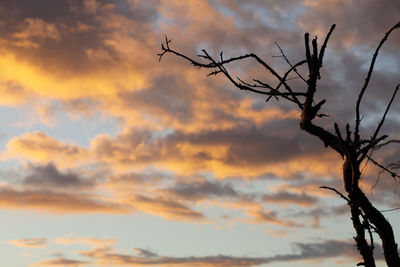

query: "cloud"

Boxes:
[89, 122, 341, 178]
[75, 239, 362, 266]
[133, 195, 204, 221]
[0, 185, 129, 214]
[165, 180, 239, 201]
[56, 236, 115, 248]
[8, 238, 47, 248]
[32, 257, 89, 266]
[246, 208, 302, 227]
[133, 248, 159, 258]
[262, 191, 318, 206]
[23, 163, 95, 190]
[13, 18, 61, 44]
[0, 0, 157, 122]
[0, 0, 364, 183]
[4, 131, 88, 168]
[106, 171, 171, 187]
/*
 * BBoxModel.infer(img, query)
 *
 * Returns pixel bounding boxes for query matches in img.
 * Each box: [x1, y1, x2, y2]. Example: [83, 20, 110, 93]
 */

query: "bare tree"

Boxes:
[158, 21, 400, 267]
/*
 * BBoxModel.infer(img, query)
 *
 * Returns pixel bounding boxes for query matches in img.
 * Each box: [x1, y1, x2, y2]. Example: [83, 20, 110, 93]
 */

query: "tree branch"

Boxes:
[370, 84, 399, 141]
[319, 186, 350, 202]
[372, 139, 400, 150]
[366, 155, 400, 180]
[158, 37, 308, 108]
[274, 41, 307, 83]
[354, 21, 400, 144]
[318, 24, 336, 70]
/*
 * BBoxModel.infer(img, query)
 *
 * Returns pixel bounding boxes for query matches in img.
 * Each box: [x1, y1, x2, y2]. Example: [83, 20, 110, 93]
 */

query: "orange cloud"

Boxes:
[4, 122, 343, 179]
[0, 186, 129, 214]
[9, 238, 47, 248]
[0, 51, 147, 101]
[32, 258, 89, 266]
[3, 131, 88, 168]
[87, 122, 343, 178]
[13, 18, 61, 43]
[303, 0, 349, 9]
[56, 236, 115, 248]
[246, 208, 302, 227]
[0, 3, 155, 115]
[132, 195, 205, 221]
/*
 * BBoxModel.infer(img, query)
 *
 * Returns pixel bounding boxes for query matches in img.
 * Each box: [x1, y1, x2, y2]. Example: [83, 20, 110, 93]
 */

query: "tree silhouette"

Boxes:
[159, 21, 400, 267]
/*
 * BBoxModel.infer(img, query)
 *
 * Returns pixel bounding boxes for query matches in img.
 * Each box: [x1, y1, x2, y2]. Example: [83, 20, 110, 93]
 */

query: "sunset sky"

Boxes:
[0, 0, 399, 266]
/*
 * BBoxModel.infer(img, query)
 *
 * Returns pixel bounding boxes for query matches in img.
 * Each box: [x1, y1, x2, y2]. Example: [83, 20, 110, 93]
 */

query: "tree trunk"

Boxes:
[343, 157, 400, 267]
[343, 157, 376, 267]
[351, 188, 400, 267]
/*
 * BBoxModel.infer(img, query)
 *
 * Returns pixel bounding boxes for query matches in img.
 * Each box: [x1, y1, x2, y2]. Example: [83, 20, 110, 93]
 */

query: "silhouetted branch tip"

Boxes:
[318, 24, 336, 69]
[274, 41, 307, 83]
[319, 186, 350, 202]
[157, 35, 173, 61]
[355, 23, 400, 144]
[366, 155, 400, 181]
[373, 139, 400, 150]
[380, 207, 400, 213]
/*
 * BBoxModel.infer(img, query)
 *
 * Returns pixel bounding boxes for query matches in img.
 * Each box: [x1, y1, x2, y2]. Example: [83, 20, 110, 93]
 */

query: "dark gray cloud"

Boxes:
[250, 208, 302, 227]
[23, 163, 94, 189]
[133, 194, 204, 220]
[133, 248, 159, 258]
[118, 76, 196, 123]
[299, 0, 400, 49]
[166, 180, 239, 201]
[262, 191, 318, 206]
[289, 205, 350, 229]
[78, 239, 366, 266]
[0, 0, 74, 21]
[108, 170, 171, 185]
[168, 120, 324, 166]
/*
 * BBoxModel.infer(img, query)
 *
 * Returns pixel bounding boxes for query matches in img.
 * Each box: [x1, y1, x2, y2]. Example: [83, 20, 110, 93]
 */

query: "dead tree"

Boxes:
[158, 21, 400, 267]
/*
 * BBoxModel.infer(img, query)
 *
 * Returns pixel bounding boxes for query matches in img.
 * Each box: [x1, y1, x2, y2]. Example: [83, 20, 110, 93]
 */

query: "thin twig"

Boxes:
[357, 84, 400, 162]
[366, 155, 400, 180]
[319, 186, 350, 202]
[318, 24, 336, 70]
[274, 41, 307, 83]
[373, 139, 400, 150]
[371, 84, 400, 140]
[380, 207, 400, 213]
[354, 21, 400, 144]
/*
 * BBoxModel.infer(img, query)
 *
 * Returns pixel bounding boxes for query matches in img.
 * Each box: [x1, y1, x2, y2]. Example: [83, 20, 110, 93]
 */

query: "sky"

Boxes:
[0, 0, 399, 266]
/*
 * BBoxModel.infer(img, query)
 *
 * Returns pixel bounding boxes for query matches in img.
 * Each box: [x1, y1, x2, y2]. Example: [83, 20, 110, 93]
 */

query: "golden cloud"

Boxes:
[0, 186, 129, 214]
[132, 195, 205, 221]
[8, 238, 47, 248]
[3, 131, 88, 168]
[56, 235, 115, 248]
[31, 258, 89, 266]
